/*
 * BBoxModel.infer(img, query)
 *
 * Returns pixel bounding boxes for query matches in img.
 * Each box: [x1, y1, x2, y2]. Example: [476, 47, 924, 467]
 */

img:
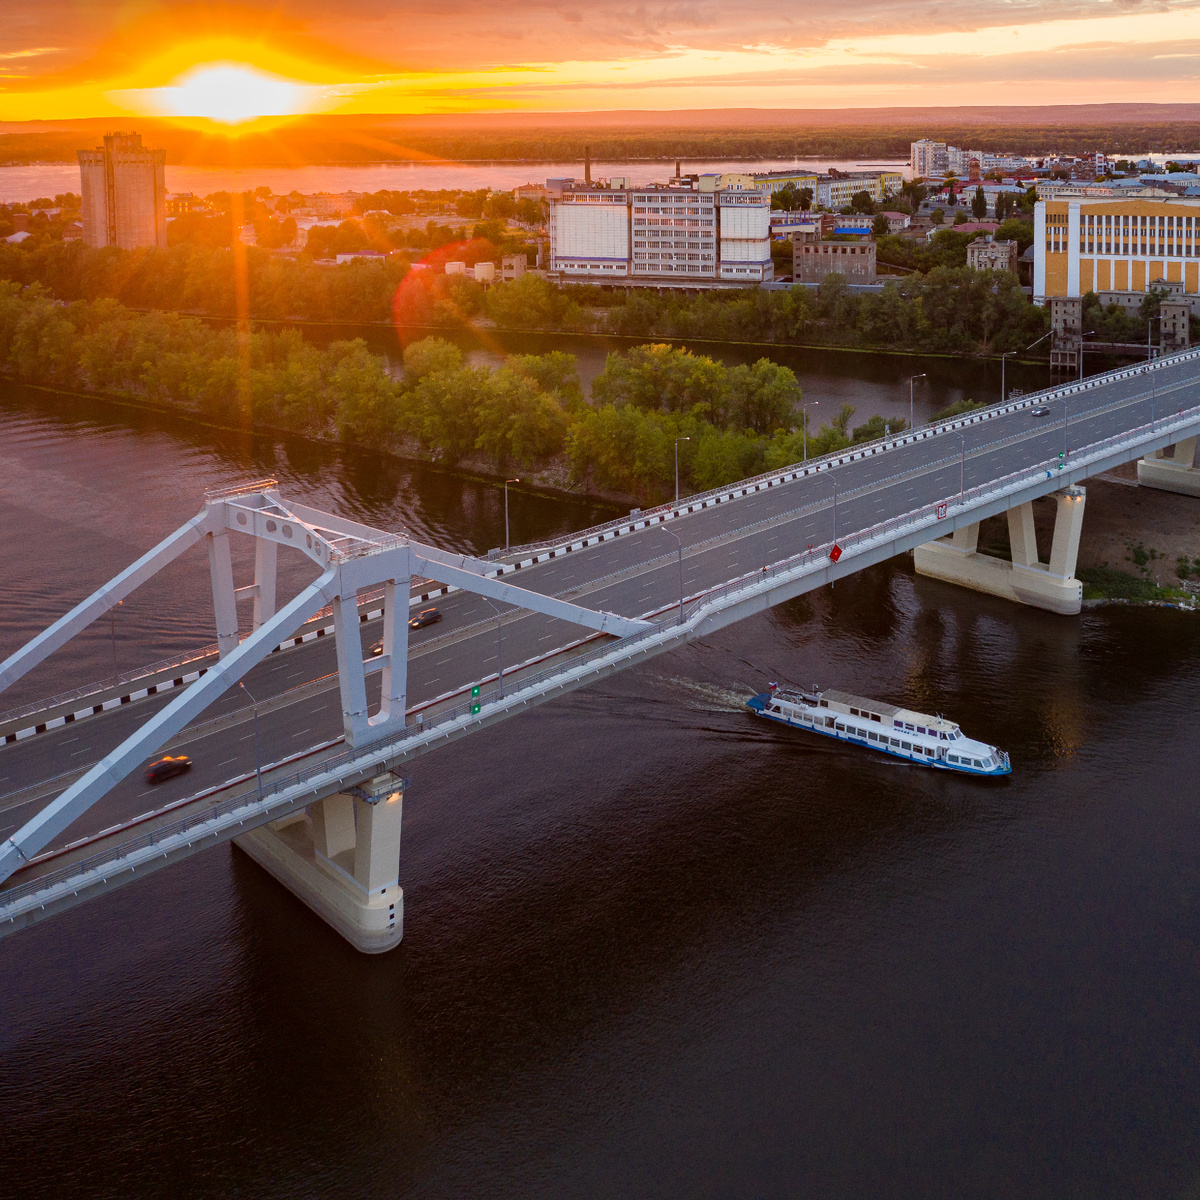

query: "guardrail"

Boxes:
[4, 384, 1199, 918]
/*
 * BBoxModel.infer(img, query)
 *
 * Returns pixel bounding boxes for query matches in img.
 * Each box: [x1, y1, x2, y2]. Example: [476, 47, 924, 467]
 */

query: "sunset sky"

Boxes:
[2, 1, 1200, 122]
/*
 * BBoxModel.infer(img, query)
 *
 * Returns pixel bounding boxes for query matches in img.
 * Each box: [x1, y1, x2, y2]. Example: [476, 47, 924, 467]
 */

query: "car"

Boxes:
[368, 639, 384, 656]
[1030, 405, 1051, 417]
[145, 755, 191, 784]
[409, 607, 443, 630]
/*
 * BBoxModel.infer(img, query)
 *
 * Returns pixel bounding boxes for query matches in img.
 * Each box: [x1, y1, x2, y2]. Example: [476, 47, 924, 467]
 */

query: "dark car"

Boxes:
[1030, 405, 1051, 417]
[368, 639, 385, 656]
[145, 755, 191, 784]
[409, 607, 443, 630]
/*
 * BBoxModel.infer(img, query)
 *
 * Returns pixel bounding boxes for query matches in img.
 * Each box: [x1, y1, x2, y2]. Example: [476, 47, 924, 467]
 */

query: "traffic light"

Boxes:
[471, 685, 481, 697]
[1057, 451, 1065, 470]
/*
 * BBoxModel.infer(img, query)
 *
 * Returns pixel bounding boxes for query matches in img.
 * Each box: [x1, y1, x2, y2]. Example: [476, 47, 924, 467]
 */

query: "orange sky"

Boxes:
[3, 1, 1200, 121]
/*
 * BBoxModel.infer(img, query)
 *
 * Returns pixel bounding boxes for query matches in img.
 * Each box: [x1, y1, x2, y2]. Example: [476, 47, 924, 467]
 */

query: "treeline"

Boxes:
[0, 239, 1049, 355]
[0, 285, 904, 501]
[6, 120, 1200, 164]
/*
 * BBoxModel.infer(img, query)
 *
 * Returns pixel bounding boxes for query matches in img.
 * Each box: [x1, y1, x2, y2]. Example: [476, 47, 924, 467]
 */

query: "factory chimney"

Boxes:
[584, 146, 592, 185]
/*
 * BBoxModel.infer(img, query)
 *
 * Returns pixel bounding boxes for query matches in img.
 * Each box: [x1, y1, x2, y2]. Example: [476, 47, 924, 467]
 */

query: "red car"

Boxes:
[145, 755, 192, 784]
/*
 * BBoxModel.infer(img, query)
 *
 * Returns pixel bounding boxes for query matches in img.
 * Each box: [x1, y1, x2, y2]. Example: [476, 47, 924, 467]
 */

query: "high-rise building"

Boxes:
[77, 132, 167, 250]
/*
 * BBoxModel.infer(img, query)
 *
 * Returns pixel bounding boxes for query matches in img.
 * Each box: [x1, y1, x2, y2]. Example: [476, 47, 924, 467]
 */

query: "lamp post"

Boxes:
[908, 373, 926, 431]
[109, 598, 122, 683]
[662, 527, 684, 625]
[483, 597, 505, 697]
[674, 437, 690, 505]
[800, 401, 818, 461]
[239, 681, 263, 801]
[1000, 351, 1012, 403]
[504, 478, 519, 550]
[949, 431, 966, 503]
[1148, 315, 1163, 428]
[1077, 330, 1095, 382]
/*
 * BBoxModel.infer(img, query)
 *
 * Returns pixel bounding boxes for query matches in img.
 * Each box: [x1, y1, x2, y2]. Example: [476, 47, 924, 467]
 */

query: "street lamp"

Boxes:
[109, 598, 123, 683]
[504, 478, 519, 550]
[1077, 330, 1095, 382]
[482, 596, 505, 697]
[674, 437, 690, 505]
[239, 681, 263, 800]
[908, 373, 926, 431]
[800, 401, 818, 461]
[948, 431, 966, 503]
[1000, 351, 1012, 403]
[662, 527, 684, 625]
[1148, 315, 1163, 428]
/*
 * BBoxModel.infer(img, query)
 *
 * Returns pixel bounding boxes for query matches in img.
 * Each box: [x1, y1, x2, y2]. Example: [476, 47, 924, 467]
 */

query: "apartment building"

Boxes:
[966, 236, 1017, 272]
[794, 237, 877, 284]
[1034, 195, 1200, 314]
[77, 132, 167, 250]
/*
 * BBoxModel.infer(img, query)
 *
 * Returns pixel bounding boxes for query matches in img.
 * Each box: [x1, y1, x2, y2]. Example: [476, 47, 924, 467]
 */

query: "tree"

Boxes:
[722, 359, 801, 433]
[930, 208, 945, 226]
[972, 186, 988, 219]
[798, 187, 814, 212]
[473, 366, 568, 467]
[872, 213, 890, 238]
[402, 336, 463, 380]
[850, 190, 876, 214]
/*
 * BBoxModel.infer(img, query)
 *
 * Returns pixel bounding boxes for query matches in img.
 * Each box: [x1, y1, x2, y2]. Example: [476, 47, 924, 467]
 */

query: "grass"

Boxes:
[1077, 566, 1190, 602]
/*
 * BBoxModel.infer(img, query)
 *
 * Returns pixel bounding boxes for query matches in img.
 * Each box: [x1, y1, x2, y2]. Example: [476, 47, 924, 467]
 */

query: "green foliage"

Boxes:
[1078, 566, 1170, 601]
[931, 397, 986, 421]
[971, 186, 988, 219]
[872, 213, 890, 238]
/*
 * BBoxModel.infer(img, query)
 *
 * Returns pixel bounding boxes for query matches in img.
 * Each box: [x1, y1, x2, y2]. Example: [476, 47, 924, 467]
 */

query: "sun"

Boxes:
[154, 62, 314, 124]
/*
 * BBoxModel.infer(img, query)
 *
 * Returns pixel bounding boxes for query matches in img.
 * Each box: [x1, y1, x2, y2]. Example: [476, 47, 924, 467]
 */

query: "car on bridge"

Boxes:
[144, 755, 192, 784]
[408, 607, 443, 630]
[1030, 405, 1051, 417]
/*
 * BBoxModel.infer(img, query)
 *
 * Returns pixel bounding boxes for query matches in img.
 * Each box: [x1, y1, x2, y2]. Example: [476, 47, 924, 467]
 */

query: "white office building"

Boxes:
[550, 175, 772, 285]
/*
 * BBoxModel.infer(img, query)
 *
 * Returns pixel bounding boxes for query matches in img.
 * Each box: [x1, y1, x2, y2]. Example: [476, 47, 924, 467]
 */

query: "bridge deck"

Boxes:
[2, 349, 1199, 933]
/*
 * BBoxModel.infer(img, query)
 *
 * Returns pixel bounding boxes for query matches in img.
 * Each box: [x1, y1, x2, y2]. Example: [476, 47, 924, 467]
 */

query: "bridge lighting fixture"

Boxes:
[239, 681, 263, 801]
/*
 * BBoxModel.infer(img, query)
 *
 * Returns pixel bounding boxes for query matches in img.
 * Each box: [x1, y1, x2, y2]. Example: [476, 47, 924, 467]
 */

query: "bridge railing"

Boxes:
[6, 382, 1200, 914]
[491, 345, 1200, 562]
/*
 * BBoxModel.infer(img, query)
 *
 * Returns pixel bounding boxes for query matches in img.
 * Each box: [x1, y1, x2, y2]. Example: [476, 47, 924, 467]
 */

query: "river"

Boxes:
[1, 356, 1199, 1197]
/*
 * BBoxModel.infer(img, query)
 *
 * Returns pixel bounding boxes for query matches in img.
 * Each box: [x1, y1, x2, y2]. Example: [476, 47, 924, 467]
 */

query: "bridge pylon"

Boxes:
[1139, 438, 1200, 497]
[234, 773, 406, 953]
[914, 488, 1087, 615]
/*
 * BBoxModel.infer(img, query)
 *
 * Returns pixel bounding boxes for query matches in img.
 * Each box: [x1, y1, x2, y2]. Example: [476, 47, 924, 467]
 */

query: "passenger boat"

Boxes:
[746, 684, 1011, 777]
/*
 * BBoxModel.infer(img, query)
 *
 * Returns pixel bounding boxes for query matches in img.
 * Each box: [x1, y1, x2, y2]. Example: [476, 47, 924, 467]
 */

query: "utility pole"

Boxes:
[109, 599, 122, 683]
[800, 401, 817, 461]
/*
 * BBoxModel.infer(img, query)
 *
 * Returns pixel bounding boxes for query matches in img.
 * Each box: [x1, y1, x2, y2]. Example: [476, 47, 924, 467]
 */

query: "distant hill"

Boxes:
[3, 105, 1199, 167]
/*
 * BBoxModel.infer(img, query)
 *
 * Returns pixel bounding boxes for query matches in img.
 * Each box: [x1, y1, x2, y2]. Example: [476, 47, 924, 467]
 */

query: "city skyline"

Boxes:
[2, 2, 1200, 122]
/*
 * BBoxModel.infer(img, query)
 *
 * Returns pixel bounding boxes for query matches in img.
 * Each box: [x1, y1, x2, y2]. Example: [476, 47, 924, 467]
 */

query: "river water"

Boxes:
[2, 345, 1200, 1197]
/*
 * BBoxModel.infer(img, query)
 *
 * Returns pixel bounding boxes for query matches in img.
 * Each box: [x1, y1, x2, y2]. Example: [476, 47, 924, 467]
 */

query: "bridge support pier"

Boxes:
[234, 773, 405, 953]
[1138, 438, 1200, 497]
[914, 488, 1086, 615]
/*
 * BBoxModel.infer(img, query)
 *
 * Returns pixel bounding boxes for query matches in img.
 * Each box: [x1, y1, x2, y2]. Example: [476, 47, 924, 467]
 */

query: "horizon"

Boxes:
[3, 4, 1200, 125]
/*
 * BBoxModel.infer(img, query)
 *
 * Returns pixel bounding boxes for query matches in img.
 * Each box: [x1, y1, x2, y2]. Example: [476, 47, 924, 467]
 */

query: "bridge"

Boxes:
[2, 349, 1198, 952]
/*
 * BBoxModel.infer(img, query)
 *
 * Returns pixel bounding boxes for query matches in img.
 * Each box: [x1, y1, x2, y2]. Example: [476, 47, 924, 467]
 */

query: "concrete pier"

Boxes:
[1138, 438, 1200, 497]
[914, 488, 1087, 615]
[234, 772, 405, 953]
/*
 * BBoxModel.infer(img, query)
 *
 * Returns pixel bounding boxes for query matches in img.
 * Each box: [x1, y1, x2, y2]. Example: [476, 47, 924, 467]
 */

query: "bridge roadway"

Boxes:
[1, 351, 1199, 906]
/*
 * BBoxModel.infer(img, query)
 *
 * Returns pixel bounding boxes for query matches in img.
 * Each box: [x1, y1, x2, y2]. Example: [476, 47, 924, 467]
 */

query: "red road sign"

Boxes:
[829, 544, 842, 562]
[936, 501, 948, 519]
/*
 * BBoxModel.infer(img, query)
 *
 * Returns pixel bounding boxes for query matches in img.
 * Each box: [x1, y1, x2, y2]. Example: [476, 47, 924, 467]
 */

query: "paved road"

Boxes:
[1, 356, 1195, 864]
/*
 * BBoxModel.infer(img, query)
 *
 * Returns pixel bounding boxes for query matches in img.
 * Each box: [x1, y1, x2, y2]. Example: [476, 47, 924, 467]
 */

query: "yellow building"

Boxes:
[1035, 196, 1200, 313]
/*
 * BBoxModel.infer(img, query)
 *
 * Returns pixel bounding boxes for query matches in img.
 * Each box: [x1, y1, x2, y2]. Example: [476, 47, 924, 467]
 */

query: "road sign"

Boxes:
[936, 501, 948, 520]
[829, 544, 842, 563]
[471, 702, 481, 715]
[471, 685, 481, 697]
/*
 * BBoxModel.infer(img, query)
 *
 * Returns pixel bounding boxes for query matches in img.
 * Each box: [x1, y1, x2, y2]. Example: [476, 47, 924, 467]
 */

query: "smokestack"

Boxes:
[675, 160, 681, 180]
[584, 146, 591, 185]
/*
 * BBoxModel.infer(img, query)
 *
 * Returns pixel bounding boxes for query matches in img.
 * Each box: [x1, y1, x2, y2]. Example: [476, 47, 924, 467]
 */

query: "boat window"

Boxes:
[826, 717, 835, 728]
[835, 722, 845, 731]
[917, 726, 926, 735]
[819, 700, 828, 707]
[872, 714, 881, 722]
[867, 731, 877, 741]
[894, 720, 902, 729]
[901, 741, 911, 751]
[850, 707, 859, 716]
[905, 723, 915, 732]
[949, 754, 959, 764]
[890, 737, 900, 747]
